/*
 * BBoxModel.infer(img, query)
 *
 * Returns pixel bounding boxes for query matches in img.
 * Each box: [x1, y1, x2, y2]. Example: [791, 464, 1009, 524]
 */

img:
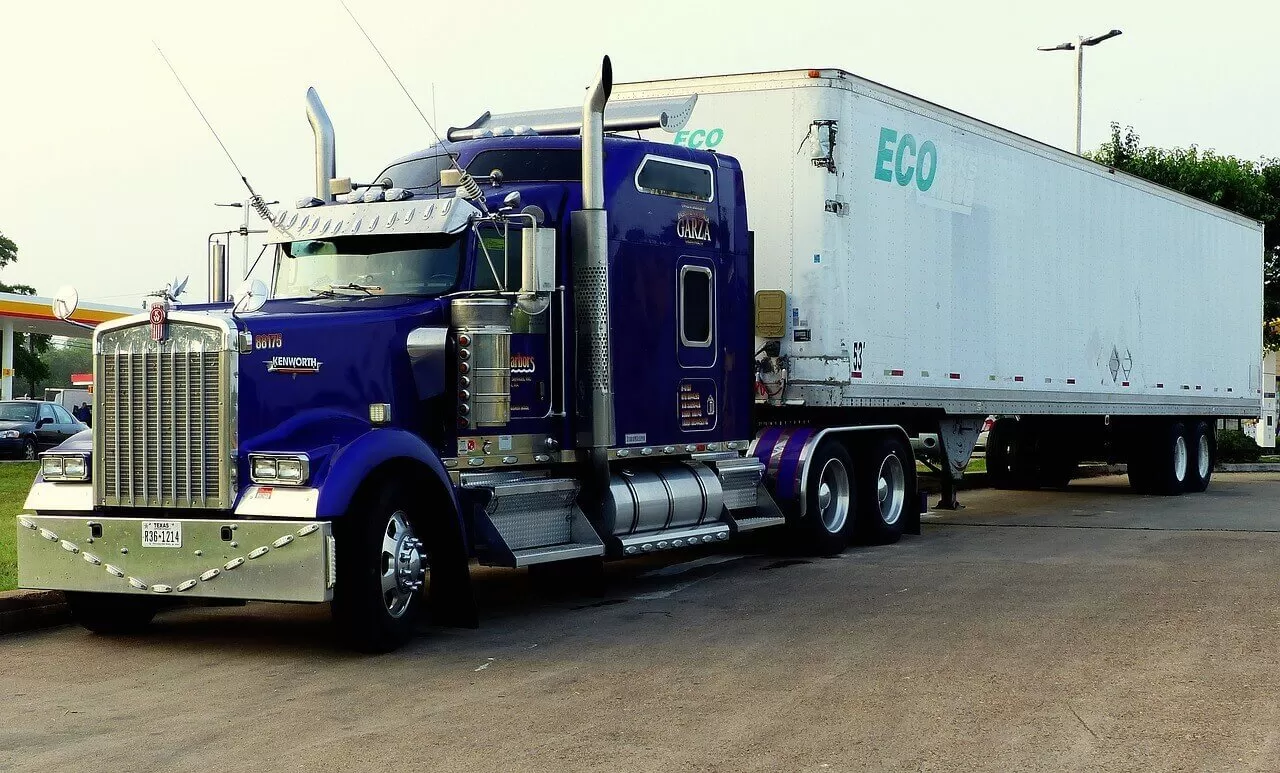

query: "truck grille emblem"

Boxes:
[149, 303, 168, 343]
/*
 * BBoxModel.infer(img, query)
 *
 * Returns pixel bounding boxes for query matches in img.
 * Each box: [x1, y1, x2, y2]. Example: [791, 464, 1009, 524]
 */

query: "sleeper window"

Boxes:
[636, 157, 714, 202]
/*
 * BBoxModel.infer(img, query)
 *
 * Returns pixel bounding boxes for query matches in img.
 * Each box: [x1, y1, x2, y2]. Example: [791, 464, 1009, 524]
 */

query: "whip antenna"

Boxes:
[154, 42, 274, 221]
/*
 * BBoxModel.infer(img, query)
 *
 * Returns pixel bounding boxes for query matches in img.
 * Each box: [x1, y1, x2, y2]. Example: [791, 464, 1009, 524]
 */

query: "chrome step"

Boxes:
[617, 523, 730, 556]
[724, 489, 788, 533]
[512, 542, 606, 567]
[460, 473, 605, 567]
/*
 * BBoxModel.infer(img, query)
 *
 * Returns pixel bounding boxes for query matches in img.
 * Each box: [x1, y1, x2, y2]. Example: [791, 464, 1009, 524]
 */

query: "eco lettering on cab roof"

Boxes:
[874, 127, 938, 192]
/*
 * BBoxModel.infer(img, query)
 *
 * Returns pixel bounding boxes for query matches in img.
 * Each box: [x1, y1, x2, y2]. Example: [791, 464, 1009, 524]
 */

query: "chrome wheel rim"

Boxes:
[816, 458, 850, 534]
[1173, 436, 1188, 482]
[380, 510, 425, 619]
[23, 442, 35, 460]
[1197, 434, 1210, 480]
[877, 453, 906, 526]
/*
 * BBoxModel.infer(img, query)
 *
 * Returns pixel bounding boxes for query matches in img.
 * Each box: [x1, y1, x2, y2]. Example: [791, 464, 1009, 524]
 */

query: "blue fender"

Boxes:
[314, 427, 465, 546]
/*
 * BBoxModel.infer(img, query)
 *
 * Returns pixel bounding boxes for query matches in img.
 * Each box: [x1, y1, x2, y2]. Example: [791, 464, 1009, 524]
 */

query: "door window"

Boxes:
[679, 265, 713, 347]
[52, 405, 75, 425]
[38, 404, 55, 424]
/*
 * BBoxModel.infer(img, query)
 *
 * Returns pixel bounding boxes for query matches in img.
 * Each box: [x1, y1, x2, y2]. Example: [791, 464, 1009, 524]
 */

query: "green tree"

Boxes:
[1088, 125, 1280, 348]
[0, 231, 49, 393]
[42, 341, 91, 389]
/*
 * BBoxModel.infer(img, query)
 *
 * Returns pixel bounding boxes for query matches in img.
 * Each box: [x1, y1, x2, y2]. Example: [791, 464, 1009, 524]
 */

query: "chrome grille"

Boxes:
[94, 320, 233, 509]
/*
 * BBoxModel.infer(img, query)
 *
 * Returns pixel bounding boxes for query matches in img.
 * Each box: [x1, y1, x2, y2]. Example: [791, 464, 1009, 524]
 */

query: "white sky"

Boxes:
[0, 0, 1275, 305]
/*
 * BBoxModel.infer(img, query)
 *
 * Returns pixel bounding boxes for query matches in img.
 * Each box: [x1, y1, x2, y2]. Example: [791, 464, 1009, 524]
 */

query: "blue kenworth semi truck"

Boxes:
[17, 58, 1264, 650]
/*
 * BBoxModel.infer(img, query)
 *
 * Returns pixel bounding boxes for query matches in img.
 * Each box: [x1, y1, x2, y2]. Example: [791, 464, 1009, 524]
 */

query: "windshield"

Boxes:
[273, 233, 465, 299]
[0, 402, 37, 422]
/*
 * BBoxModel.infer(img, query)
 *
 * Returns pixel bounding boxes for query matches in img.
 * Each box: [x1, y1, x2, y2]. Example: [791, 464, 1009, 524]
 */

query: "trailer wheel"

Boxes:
[331, 480, 428, 652]
[986, 419, 1038, 489]
[795, 441, 856, 555]
[853, 435, 913, 545]
[1147, 421, 1190, 496]
[1185, 420, 1214, 493]
[65, 592, 158, 635]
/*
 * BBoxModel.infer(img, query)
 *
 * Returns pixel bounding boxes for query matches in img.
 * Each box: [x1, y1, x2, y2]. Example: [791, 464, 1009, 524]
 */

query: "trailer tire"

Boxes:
[331, 480, 429, 652]
[1185, 420, 1214, 493]
[986, 419, 1037, 489]
[794, 441, 856, 555]
[65, 592, 157, 635]
[853, 435, 913, 545]
[1148, 421, 1190, 496]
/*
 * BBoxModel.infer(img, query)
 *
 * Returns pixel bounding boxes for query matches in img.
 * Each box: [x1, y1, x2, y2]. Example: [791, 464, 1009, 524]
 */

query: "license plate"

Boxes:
[142, 520, 182, 548]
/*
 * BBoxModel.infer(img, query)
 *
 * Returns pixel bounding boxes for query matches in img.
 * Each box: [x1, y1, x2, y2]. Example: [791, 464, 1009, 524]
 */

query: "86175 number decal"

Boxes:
[142, 520, 182, 548]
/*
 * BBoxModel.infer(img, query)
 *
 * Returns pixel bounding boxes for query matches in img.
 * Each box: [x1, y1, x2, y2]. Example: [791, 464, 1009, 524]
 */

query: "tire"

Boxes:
[331, 480, 429, 652]
[21, 438, 36, 461]
[66, 592, 158, 634]
[853, 435, 914, 545]
[793, 440, 856, 555]
[1148, 421, 1190, 496]
[986, 419, 1038, 489]
[1185, 420, 1214, 493]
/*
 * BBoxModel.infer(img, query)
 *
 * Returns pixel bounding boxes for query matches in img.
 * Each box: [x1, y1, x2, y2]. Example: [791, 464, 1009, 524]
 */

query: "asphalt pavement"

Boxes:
[4, 473, 1280, 772]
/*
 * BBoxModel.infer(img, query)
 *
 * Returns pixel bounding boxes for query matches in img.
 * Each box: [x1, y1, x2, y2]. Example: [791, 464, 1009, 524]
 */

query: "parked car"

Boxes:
[975, 416, 995, 453]
[0, 400, 87, 460]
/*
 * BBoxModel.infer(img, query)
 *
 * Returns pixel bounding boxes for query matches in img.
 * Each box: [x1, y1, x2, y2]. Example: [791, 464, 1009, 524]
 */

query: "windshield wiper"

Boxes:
[309, 282, 382, 297]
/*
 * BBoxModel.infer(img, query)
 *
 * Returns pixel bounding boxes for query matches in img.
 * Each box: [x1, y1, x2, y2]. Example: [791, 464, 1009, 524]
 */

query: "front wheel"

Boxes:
[331, 481, 429, 652]
[21, 438, 36, 461]
[66, 592, 158, 634]
[793, 441, 856, 555]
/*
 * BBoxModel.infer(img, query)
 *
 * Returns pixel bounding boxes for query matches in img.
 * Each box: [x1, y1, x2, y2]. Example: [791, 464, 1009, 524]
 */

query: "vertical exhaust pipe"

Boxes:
[305, 87, 336, 202]
[208, 241, 227, 303]
[573, 56, 615, 461]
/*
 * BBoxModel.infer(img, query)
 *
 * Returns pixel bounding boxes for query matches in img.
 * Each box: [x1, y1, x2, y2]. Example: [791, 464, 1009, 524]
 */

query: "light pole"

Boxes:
[1038, 29, 1123, 155]
[215, 198, 278, 280]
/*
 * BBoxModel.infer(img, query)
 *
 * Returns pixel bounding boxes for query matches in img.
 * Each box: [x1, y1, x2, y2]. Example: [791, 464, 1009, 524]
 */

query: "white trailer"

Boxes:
[618, 68, 1267, 500]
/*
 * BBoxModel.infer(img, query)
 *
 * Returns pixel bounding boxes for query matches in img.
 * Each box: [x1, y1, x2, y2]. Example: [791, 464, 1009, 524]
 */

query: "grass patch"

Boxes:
[916, 457, 988, 475]
[0, 463, 39, 592]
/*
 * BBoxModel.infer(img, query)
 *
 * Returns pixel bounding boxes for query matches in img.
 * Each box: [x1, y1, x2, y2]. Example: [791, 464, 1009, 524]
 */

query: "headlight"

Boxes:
[249, 453, 310, 486]
[42, 453, 89, 481]
[0, 429, 19, 439]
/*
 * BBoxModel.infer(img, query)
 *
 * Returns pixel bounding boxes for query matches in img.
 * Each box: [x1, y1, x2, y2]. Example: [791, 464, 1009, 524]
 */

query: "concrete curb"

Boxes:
[0, 589, 69, 635]
[1217, 463, 1280, 473]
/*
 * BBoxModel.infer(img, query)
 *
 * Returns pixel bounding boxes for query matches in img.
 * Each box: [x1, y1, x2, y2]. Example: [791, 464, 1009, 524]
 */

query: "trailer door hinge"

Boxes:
[825, 197, 848, 215]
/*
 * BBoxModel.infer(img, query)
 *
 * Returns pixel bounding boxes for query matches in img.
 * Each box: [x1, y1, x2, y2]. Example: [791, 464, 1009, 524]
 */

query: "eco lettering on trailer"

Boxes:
[874, 127, 938, 192]
[673, 128, 725, 148]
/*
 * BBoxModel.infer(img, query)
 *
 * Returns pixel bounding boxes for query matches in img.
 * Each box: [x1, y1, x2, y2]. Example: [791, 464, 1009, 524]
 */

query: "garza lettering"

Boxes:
[677, 211, 711, 243]
[267, 356, 322, 374]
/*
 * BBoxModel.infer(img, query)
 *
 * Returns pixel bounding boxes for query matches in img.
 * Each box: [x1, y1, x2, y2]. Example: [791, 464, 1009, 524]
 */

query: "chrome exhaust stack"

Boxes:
[573, 56, 615, 455]
[305, 87, 336, 202]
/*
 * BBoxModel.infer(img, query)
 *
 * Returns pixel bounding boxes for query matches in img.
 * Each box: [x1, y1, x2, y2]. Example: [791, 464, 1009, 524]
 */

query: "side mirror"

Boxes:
[37, 417, 52, 428]
[231, 279, 270, 315]
[52, 286, 80, 321]
[520, 225, 555, 297]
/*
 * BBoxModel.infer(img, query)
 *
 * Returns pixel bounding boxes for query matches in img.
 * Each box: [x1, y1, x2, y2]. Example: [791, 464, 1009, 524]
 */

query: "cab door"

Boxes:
[676, 256, 720, 437]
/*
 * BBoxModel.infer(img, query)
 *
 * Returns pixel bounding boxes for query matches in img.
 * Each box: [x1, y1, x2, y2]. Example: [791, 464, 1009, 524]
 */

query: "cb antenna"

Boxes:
[338, 2, 451, 162]
[154, 43, 275, 223]
[337, 2, 489, 213]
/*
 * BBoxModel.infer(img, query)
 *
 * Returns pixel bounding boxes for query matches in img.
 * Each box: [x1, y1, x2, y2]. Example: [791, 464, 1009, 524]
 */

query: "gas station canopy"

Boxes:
[0, 291, 133, 399]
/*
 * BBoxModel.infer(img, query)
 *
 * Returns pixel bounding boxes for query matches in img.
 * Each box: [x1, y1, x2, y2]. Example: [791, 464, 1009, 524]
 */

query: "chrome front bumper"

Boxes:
[16, 515, 334, 603]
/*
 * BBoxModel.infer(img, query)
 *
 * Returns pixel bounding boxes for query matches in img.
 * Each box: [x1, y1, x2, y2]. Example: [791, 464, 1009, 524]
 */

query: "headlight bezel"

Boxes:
[248, 453, 310, 486]
[41, 453, 90, 482]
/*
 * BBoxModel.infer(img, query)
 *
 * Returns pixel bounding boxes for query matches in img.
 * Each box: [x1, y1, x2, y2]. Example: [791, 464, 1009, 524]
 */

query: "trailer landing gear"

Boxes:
[933, 416, 984, 511]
